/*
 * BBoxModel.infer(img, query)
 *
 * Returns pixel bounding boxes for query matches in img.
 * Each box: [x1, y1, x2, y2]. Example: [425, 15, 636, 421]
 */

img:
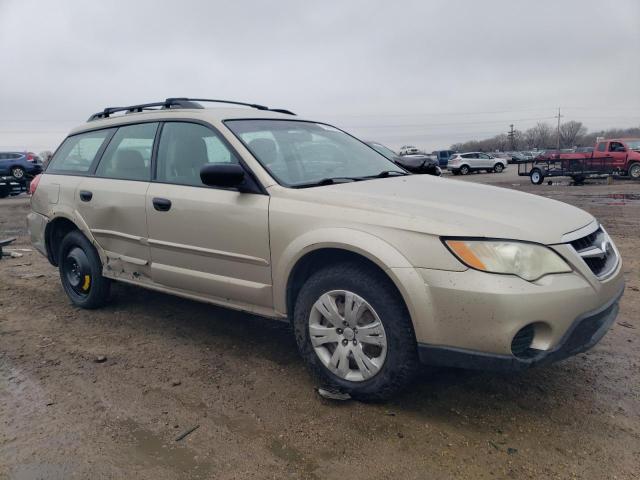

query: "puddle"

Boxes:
[118, 418, 213, 478]
[583, 193, 640, 205]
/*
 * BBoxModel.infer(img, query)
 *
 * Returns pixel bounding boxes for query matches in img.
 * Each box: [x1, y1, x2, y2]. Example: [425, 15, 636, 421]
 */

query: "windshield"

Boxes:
[625, 140, 640, 150]
[368, 142, 398, 160]
[225, 119, 402, 187]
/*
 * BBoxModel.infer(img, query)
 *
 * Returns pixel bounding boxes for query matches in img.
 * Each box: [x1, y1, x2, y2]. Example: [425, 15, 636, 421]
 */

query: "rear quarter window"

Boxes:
[48, 129, 114, 173]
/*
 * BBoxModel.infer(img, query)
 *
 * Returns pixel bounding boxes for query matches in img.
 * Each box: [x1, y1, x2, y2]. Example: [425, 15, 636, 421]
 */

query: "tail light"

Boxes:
[28, 174, 42, 195]
[27, 152, 35, 162]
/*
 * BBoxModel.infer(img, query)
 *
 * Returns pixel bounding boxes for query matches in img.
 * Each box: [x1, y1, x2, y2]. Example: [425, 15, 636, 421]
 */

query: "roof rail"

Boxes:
[166, 98, 296, 116]
[87, 97, 295, 122]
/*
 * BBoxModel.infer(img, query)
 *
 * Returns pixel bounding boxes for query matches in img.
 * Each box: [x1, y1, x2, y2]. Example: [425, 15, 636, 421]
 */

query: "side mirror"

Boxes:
[200, 163, 245, 188]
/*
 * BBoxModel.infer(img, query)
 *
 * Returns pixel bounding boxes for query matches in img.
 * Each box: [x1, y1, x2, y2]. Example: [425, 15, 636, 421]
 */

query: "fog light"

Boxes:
[511, 324, 539, 359]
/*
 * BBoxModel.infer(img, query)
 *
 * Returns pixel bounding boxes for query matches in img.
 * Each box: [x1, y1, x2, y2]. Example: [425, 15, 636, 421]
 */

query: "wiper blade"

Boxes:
[292, 177, 361, 188]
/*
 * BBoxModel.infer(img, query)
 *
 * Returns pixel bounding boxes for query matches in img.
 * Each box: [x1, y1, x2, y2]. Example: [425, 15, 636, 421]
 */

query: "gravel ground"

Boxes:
[1, 170, 639, 479]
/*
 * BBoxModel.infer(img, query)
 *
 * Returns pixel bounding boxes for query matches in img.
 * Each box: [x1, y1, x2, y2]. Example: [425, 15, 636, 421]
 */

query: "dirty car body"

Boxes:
[27, 98, 625, 400]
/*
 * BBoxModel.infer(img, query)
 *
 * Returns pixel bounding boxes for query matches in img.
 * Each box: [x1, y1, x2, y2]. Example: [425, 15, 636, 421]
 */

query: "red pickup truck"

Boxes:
[536, 138, 640, 179]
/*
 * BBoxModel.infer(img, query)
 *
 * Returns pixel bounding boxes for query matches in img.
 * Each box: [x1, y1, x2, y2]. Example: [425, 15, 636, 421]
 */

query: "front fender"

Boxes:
[272, 227, 419, 316]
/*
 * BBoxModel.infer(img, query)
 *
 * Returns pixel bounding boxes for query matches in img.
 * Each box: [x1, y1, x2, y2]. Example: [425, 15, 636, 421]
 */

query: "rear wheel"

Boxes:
[629, 163, 640, 179]
[58, 230, 110, 309]
[293, 263, 419, 401]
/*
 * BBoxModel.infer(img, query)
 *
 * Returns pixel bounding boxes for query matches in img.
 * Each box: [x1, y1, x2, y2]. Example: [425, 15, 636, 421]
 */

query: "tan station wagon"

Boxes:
[27, 98, 625, 400]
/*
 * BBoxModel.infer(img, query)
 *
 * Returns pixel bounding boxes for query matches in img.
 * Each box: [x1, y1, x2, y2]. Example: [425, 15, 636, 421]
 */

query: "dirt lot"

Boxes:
[1, 171, 639, 479]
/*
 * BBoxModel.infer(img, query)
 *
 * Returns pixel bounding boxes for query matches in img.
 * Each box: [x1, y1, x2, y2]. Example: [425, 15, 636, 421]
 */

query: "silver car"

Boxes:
[448, 152, 507, 175]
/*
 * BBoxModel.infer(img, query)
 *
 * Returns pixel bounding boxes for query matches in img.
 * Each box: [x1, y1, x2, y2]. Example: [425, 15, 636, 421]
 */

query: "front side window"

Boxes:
[48, 129, 113, 173]
[225, 119, 401, 187]
[156, 122, 239, 186]
[95, 123, 158, 181]
[608, 142, 625, 152]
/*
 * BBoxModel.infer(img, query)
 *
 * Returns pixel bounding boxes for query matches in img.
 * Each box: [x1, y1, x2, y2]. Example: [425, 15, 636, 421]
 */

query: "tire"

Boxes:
[58, 230, 111, 309]
[530, 168, 544, 185]
[493, 163, 504, 173]
[10, 167, 26, 180]
[629, 163, 640, 179]
[459, 165, 470, 175]
[293, 263, 419, 401]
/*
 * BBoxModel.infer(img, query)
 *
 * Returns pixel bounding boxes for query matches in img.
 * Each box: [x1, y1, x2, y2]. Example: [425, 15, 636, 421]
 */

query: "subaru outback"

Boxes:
[27, 98, 625, 400]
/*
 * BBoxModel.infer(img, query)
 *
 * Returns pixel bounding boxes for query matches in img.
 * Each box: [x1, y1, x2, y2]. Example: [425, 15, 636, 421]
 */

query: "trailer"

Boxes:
[517, 156, 620, 185]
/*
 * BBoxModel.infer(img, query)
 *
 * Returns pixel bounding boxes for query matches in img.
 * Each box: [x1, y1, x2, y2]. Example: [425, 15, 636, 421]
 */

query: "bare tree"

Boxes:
[559, 121, 587, 148]
[525, 122, 554, 149]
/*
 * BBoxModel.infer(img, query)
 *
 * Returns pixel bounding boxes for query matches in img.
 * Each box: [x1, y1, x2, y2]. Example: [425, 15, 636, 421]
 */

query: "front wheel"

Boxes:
[459, 165, 470, 175]
[293, 263, 419, 401]
[493, 163, 504, 173]
[629, 163, 640, 179]
[58, 230, 111, 309]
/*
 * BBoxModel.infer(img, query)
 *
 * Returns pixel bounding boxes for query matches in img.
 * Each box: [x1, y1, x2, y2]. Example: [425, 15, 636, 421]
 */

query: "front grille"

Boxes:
[569, 227, 618, 279]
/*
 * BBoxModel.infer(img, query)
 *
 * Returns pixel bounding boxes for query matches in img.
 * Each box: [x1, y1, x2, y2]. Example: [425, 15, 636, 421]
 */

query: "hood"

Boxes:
[283, 175, 594, 245]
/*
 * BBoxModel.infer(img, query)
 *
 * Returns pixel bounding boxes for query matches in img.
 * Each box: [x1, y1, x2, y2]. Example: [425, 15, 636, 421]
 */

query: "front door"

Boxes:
[607, 141, 628, 170]
[145, 121, 272, 309]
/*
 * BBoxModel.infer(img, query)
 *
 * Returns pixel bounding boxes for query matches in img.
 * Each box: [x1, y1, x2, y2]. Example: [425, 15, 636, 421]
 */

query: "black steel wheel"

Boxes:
[59, 230, 111, 309]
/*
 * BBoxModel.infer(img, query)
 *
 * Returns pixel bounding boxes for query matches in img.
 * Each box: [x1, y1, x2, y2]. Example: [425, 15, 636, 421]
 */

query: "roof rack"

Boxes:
[87, 97, 295, 122]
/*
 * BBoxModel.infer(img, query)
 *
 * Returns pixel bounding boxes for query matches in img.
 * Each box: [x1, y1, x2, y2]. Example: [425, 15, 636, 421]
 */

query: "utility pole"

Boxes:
[555, 107, 563, 152]
[507, 124, 515, 151]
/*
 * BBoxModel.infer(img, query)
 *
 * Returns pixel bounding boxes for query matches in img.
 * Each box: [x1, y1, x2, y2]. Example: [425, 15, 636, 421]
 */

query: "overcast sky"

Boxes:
[1, 0, 639, 152]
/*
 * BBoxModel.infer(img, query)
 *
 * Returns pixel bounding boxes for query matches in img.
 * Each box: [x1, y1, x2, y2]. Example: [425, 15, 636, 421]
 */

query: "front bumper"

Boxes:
[417, 285, 623, 371]
[392, 252, 625, 371]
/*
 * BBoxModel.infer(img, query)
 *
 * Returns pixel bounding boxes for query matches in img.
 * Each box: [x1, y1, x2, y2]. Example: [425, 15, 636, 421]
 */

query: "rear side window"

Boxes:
[48, 130, 113, 173]
[95, 123, 158, 181]
[597, 142, 606, 152]
[156, 122, 239, 186]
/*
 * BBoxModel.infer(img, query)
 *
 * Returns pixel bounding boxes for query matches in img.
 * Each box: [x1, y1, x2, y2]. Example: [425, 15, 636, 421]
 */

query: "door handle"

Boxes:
[79, 190, 93, 202]
[152, 197, 172, 212]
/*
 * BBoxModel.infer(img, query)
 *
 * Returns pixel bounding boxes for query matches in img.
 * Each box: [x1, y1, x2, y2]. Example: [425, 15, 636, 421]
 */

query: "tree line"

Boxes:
[450, 122, 640, 152]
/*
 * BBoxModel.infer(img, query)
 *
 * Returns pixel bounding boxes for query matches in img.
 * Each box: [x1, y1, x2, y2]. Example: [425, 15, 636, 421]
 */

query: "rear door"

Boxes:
[145, 121, 272, 309]
[75, 122, 158, 272]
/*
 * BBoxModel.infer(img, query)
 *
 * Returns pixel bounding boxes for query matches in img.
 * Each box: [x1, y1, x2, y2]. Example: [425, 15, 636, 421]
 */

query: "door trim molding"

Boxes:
[147, 238, 269, 266]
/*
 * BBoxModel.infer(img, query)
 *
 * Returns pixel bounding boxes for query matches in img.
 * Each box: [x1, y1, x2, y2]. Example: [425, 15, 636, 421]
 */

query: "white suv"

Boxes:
[448, 152, 507, 175]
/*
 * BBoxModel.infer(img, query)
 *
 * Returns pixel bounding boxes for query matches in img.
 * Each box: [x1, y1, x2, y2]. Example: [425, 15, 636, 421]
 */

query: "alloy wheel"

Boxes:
[308, 290, 387, 382]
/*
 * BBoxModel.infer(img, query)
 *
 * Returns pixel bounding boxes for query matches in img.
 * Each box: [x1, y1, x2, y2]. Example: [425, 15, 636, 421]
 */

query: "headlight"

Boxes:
[444, 239, 571, 281]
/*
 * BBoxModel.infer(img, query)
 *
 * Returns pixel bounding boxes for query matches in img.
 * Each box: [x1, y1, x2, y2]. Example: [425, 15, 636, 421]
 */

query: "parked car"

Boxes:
[399, 145, 420, 156]
[0, 151, 43, 179]
[432, 150, 457, 168]
[27, 97, 624, 400]
[0, 176, 25, 198]
[448, 152, 507, 175]
[506, 151, 527, 163]
[366, 141, 441, 176]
